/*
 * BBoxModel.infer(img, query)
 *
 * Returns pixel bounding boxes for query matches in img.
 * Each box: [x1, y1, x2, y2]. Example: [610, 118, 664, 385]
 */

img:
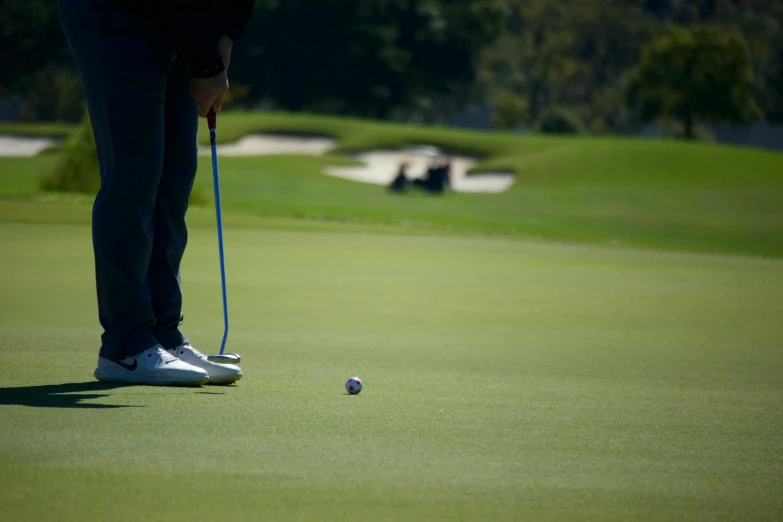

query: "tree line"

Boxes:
[1, 0, 781, 138]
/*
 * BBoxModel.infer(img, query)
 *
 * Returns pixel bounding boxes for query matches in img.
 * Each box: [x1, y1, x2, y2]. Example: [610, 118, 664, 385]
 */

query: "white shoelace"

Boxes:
[148, 346, 179, 363]
[176, 343, 207, 360]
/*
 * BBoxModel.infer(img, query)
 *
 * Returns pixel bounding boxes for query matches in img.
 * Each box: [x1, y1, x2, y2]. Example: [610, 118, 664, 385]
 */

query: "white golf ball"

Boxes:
[345, 377, 363, 395]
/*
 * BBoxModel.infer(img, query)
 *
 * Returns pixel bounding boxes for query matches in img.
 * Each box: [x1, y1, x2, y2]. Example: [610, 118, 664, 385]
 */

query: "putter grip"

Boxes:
[208, 109, 217, 130]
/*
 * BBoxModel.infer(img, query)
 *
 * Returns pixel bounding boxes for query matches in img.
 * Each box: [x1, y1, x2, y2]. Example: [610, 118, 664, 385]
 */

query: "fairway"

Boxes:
[1, 221, 781, 521]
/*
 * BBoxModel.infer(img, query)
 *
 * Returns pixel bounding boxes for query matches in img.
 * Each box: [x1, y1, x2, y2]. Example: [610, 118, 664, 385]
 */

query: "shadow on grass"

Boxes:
[0, 382, 136, 409]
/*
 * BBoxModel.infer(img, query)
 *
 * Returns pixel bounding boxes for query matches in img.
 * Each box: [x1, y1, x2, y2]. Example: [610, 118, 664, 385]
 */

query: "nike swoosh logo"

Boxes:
[116, 360, 138, 372]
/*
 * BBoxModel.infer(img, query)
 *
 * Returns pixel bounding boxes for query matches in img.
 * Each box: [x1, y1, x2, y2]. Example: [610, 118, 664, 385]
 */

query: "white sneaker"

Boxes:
[168, 343, 242, 385]
[94, 345, 209, 386]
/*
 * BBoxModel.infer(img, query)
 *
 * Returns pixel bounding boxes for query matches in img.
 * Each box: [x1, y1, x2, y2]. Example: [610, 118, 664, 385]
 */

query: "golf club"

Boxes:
[205, 109, 241, 365]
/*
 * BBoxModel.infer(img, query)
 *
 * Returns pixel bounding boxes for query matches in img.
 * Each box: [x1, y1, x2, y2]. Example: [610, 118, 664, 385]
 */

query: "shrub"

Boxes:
[536, 106, 587, 135]
[41, 111, 207, 206]
[492, 91, 529, 130]
[41, 111, 100, 194]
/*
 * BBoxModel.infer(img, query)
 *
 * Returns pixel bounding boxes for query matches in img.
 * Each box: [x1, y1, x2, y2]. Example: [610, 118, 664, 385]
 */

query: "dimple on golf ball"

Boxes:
[345, 377, 362, 395]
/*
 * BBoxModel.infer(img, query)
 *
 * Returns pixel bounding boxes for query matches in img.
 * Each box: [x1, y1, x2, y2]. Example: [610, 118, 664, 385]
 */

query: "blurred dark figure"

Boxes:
[388, 162, 410, 193]
[412, 158, 451, 194]
[442, 159, 452, 191]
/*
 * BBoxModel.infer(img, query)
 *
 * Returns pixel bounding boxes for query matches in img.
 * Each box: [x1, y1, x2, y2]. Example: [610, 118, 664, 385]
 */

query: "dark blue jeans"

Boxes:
[59, 0, 198, 360]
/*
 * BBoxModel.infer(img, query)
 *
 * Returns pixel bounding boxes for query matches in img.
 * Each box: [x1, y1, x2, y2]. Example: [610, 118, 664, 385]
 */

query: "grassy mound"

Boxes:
[1, 111, 782, 256]
[184, 112, 783, 256]
[0, 122, 76, 138]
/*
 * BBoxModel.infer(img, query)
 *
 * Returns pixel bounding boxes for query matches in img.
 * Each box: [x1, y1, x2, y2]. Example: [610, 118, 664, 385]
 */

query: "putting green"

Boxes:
[1, 221, 781, 521]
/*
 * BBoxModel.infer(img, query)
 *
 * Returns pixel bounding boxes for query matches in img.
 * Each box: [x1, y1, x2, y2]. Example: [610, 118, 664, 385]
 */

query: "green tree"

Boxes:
[230, 0, 504, 118]
[479, 0, 653, 131]
[626, 24, 760, 139]
[770, 39, 783, 123]
[492, 90, 529, 129]
[20, 65, 85, 121]
[484, 0, 579, 122]
[536, 106, 585, 134]
[0, 0, 75, 120]
[0, 1, 65, 91]
[643, 0, 783, 125]
[726, 2, 783, 124]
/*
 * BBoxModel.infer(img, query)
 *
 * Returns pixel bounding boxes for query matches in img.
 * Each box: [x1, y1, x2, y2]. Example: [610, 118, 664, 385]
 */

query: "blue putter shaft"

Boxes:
[208, 110, 229, 356]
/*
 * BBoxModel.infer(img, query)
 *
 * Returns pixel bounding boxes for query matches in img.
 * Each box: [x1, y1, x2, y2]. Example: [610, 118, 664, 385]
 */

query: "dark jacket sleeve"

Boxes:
[181, 0, 255, 77]
[173, 11, 225, 79]
[113, 0, 255, 78]
[214, 0, 256, 43]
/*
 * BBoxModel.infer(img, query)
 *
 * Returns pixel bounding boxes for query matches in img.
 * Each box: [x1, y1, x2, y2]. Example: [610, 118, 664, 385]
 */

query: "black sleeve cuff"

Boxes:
[189, 48, 225, 79]
[214, 22, 244, 43]
[214, 0, 254, 42]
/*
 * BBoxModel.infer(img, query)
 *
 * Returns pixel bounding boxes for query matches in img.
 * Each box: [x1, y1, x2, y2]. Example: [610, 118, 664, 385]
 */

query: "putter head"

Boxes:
[207, 353, 241, 364]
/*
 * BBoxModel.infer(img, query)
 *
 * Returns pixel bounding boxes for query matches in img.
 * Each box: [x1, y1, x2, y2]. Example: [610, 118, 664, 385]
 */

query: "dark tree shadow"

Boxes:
[0, 382, 138, 409]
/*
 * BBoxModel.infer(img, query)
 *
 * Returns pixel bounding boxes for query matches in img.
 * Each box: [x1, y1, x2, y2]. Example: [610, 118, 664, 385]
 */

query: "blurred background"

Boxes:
[1, 0, 782, 148]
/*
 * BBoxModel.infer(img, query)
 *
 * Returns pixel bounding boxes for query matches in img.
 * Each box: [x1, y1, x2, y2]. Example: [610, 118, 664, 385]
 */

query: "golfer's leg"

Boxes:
[147, 58, 242, 385]
[58, 0, 173, 360]
[150, 55, 200, 349]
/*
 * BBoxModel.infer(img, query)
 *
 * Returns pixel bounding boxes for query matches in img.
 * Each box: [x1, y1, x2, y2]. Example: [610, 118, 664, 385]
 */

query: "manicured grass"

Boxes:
[1, 222, 782, 521]
[1, 114, 781, 520]
[1, 111, 782, 257]
[187, 152, 783, 257]
[0, 121, 76, 138]
[0, 156, 58, 197]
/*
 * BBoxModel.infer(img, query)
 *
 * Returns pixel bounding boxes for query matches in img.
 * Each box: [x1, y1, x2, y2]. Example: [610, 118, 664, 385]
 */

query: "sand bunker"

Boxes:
[199, 134, 337, 156]
[0, 135, 58, 157]
[325, 147, 515, 193]
[200, 135, 514, 192]
[1, 130, 514, 193]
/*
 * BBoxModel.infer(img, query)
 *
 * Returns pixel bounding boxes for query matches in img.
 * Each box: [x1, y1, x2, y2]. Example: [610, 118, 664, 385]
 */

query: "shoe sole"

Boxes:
[94, 368, 209, 387]
[206, 372, 242, 385]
